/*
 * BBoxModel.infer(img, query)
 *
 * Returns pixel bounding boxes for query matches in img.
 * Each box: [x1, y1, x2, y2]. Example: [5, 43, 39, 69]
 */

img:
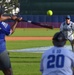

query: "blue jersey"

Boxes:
[40, 46, 74, 75]
[0, 21, 11, 53]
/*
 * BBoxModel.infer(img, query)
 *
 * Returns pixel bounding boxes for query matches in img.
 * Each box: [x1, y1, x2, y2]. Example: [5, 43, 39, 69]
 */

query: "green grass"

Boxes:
[10, 52, 41, 63]
[0, 52, 42, 75]
[11, 28, 59, 36]
[10, 52, 42, 75]
[6, 40, 52, 50]
[6, 40, 70, 50]
[0, 28, 71, 75]
[12, 63, 41, 75]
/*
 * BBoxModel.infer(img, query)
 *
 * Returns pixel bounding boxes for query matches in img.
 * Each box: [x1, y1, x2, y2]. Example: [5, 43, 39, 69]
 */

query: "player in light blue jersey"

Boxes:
[60, 15, 74, 51]
[0, 7, 22, 75]
[40, 32, 74, 75]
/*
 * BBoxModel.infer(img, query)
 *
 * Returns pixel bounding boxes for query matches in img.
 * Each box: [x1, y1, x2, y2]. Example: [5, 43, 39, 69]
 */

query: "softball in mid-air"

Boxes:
[47, 10, 53, 16]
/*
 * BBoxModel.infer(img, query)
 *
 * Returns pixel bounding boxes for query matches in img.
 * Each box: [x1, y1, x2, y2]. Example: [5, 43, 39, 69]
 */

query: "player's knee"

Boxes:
[71, 40, 74, 44]
[2, 68, 13, 75]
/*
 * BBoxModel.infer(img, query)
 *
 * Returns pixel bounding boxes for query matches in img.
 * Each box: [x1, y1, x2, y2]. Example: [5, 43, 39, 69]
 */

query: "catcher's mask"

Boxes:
[52, 32, 67, 47]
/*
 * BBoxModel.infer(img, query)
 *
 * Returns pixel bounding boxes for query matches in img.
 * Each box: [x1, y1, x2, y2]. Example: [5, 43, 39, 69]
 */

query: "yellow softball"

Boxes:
[47, 10, 53, 16]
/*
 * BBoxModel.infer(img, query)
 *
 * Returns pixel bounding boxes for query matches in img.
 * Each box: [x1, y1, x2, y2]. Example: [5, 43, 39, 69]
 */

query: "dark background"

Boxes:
[19, 0, 74, 15]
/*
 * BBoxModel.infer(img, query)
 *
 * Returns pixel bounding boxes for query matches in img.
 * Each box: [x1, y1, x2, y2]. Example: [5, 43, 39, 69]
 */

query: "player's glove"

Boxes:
[15, 17, 22, 22]
[11, 15, 17, 20]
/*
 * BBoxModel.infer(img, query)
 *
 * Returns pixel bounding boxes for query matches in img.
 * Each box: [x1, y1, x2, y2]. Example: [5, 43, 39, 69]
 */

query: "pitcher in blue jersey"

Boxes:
[0, 7, 22, 75]
[40, 32, 74, 75]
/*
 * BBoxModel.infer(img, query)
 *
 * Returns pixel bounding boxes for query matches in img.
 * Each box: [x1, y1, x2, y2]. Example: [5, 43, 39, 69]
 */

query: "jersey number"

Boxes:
[47, 55, 64, 68]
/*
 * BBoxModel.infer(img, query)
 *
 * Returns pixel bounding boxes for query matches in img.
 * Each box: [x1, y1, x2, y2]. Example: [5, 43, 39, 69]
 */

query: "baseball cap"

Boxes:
[52, 32, 67, 47]
[65, 15, 71, 19]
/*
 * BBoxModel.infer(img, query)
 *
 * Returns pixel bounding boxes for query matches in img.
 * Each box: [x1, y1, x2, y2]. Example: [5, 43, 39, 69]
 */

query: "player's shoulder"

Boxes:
[1, 21, 8, 25]
[70, 21, 74, 24]
[66, 49, 74, 58]
[57, 47, 74, 56]
[63, 47, 74, 55]
[70, 21, 73, 23]
[62, 47, 74, 59]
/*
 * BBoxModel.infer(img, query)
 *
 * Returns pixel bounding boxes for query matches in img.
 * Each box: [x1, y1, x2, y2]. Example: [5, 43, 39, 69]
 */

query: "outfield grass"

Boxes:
[11, 28, 59, 36]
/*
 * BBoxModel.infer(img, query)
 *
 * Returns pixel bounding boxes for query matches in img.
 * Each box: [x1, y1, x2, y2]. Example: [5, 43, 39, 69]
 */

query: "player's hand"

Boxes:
[15, 17, 22, 22]
[11, 16, 17, 20]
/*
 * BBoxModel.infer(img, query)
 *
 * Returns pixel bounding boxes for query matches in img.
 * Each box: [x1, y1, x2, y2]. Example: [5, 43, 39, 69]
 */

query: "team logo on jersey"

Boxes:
[1, 22, 8, 28]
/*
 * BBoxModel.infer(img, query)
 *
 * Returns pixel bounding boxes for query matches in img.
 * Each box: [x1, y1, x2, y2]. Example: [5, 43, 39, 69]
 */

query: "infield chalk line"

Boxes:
[8, 45, 72, 53]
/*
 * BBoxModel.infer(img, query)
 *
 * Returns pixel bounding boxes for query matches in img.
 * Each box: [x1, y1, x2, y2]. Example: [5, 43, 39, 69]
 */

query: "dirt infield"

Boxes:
[5, 36, 53, 41]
